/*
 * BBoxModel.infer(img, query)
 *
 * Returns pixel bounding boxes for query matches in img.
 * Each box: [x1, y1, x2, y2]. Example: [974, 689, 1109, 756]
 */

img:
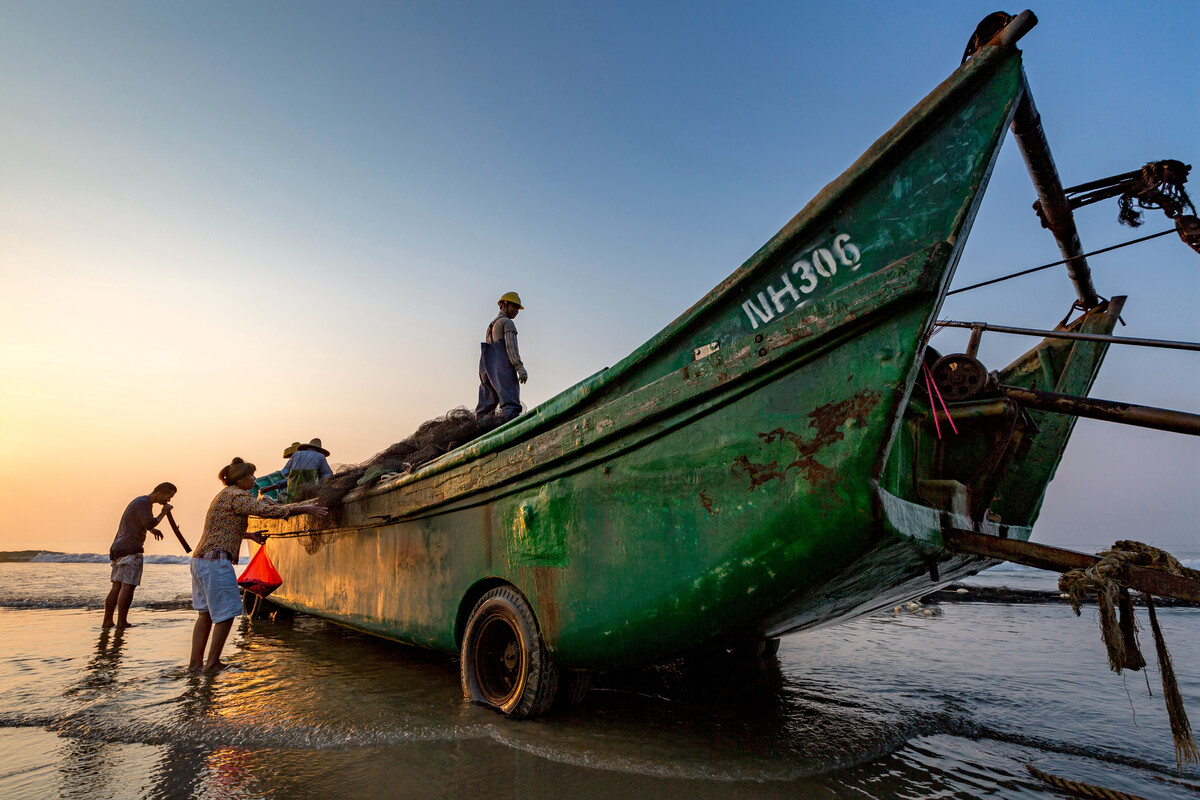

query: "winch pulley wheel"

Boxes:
[930, 354, 989, 402]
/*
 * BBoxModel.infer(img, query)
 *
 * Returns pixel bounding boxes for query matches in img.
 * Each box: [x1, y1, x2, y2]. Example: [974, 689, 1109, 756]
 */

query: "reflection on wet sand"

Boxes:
[56, 629, 130, 799]
[145, 676, 218, 800]
[56, 625, 256, 800]
[220, 614, 907, 781]
[5, 596, 1193, 800]
[63, 628, 127, 698]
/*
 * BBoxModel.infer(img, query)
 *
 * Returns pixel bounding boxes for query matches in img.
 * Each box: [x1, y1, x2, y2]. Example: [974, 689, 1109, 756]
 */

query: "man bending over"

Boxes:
[103, 482, 177, 628]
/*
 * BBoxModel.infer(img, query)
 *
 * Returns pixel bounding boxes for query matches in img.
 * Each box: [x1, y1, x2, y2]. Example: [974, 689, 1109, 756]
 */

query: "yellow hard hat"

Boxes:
[498, 291, 524, 309]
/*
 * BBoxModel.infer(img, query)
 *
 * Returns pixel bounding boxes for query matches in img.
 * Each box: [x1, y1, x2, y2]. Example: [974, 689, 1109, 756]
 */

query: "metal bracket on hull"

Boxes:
[942, 528, 1200, 603]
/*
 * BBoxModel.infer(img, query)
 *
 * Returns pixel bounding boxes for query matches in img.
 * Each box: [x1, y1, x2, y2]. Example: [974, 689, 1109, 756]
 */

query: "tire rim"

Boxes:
[472, 611, 524, 706]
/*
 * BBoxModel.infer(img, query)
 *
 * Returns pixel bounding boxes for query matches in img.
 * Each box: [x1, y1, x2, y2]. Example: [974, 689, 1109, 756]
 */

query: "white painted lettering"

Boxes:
[743, 231, 863, 331]
[834, 233, 862, 269]
[790, 258, 818, 293]
[741, 295, 775, 329]
[767, 274, 801, 312]
[813, 248, 837, 278]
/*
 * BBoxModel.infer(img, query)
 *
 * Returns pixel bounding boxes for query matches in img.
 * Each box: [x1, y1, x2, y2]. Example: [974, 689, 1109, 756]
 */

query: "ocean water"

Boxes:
[1, 560, 1198, 799]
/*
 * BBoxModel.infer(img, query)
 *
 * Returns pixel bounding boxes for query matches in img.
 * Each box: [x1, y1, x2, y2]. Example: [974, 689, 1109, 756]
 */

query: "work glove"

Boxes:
[516, 366, 528, 384]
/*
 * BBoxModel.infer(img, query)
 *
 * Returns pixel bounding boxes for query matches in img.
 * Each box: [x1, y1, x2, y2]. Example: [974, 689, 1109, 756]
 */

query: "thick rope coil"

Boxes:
[1026, 765, 1148, 800]
[1059, 541, 1199, 770]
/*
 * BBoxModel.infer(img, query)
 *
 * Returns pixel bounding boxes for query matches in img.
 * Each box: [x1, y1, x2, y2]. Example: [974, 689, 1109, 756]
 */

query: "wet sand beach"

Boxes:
[1, 560, 1198, 799]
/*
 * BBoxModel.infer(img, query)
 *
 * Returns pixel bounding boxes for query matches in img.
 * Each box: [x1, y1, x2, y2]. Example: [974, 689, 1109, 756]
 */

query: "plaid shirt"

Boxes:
[195, 486, 293, 558]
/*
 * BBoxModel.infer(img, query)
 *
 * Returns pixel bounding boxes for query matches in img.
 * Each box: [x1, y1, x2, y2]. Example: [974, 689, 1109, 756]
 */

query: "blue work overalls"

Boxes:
[475, 315, 522, 422]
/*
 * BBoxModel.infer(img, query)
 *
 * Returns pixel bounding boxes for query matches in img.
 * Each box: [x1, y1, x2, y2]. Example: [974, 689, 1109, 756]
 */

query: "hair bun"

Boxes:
[218, 457, 255, 485]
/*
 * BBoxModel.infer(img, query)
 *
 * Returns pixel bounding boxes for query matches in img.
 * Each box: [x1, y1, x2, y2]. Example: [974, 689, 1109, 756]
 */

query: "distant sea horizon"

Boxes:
[0, 550, 242, 565]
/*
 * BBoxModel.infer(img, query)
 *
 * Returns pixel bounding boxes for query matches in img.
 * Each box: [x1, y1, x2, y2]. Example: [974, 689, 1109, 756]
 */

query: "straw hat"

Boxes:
[282, 441, 301, 458]
[297, 438, 330, 456]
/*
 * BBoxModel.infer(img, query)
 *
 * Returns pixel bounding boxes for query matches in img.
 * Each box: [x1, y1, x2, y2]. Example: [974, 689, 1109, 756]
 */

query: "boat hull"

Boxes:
[253, 47, 1031, 670]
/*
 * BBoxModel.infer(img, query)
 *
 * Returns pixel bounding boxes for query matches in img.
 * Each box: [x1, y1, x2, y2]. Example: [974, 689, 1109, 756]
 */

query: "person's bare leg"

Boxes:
[190, 612, 212, 670]
[102, 581, 121, 627]
[203, 618, 235, 672]
[115, 583, 136, 628]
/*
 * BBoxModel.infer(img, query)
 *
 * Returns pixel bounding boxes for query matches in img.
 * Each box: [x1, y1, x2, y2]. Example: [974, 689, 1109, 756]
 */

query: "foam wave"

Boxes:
[0, 711, 486, 752]
[0, 597, 193, 611]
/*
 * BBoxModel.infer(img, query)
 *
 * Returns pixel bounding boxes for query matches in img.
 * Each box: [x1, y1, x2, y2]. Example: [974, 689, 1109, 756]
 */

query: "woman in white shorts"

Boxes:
[190, 457, 327, 673]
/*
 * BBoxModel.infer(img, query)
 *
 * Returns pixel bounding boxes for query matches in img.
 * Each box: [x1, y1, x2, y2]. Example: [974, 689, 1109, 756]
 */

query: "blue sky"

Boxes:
[1, 1, 1197, 552]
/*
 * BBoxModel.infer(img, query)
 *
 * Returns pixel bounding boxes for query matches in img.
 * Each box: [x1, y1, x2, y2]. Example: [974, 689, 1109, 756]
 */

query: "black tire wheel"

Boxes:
[460, 586, 558, 718]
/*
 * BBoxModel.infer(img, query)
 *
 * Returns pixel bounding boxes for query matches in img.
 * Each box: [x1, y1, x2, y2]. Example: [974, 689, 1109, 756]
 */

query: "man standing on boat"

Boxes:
[475, 292, 528, 423]
[103, 482, 177, 628]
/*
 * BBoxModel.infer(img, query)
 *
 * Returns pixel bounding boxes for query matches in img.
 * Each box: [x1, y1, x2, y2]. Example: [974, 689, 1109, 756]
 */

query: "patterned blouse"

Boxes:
[194, 486, 294, 558]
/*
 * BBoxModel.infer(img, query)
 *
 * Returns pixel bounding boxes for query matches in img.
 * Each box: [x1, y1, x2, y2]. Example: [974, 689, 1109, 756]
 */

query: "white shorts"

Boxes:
[111, 554, 143, 586]
[190, 557, 242, 624]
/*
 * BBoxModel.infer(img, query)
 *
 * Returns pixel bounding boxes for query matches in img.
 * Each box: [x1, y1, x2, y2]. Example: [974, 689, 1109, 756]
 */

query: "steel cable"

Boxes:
[947, 229, 1175, 296]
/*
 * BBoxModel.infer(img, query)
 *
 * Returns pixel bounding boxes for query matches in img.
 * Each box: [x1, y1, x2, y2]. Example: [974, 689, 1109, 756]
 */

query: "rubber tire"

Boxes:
[460, 586, 558, 718]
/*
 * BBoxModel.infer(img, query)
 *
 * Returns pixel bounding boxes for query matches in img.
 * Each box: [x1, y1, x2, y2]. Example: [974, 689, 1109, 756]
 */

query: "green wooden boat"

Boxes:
[252, 15, 1119, 717]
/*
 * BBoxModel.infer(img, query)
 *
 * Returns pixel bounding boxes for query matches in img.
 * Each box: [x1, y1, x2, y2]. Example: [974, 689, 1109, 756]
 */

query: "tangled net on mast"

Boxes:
[1030, 158, 1200, 257]
[1115, 160, 1196, 228]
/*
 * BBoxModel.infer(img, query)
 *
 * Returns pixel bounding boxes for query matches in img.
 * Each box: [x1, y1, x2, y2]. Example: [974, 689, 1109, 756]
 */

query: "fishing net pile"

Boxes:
[291, 407, 504, 521]
[1060, 540, 1200, 770]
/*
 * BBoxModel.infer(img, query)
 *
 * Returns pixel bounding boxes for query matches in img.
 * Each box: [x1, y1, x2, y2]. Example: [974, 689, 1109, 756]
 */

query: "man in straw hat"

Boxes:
[475, 291, 528, 423]
[103, 482, 177, 628]
[278, 438, 333, 500]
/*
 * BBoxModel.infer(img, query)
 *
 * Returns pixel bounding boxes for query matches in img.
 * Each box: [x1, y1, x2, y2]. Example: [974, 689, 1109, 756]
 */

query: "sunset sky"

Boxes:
[2, 2, 1197, 555]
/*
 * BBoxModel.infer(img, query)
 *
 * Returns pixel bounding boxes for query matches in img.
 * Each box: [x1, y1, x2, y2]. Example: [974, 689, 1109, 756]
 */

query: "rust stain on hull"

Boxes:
[731, 456, 785, 491]
[732, 391, 884, 490]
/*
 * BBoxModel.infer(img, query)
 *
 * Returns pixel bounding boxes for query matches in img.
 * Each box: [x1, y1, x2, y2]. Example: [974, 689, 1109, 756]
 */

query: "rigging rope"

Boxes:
[947, 229, 1175, 296]
[1060, 541, 1200, 771]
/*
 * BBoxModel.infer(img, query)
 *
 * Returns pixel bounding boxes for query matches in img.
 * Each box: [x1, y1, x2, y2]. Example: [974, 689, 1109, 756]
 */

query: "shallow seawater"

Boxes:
[1, 562, 1198, 799]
